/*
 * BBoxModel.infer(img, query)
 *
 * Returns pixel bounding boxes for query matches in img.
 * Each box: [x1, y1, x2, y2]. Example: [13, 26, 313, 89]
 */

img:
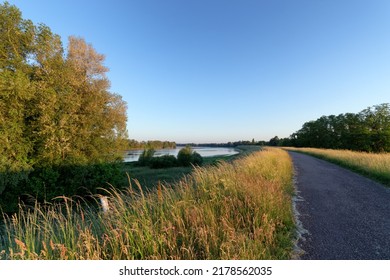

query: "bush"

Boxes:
[191, 151, 203, 166]
[149, 155, 178, 169]
[177, 146, 193, 166]
[137, 148, 155, 166]
[0, 162, 123, 213]
[178, 146, 203, 167]
[136, 147, 203, 169]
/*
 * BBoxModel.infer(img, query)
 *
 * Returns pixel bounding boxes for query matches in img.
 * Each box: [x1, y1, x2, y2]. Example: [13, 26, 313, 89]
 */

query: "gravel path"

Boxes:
[289, 151, 390, 260]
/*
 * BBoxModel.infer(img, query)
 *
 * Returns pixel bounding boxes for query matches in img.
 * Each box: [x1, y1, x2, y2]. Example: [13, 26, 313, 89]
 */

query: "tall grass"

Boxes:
[0, 148, 295, 260]
[286, 147, 390, 186]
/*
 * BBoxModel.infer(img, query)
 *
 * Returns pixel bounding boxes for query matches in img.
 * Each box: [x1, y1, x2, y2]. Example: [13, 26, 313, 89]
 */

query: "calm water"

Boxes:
[124, 147, 239, 162]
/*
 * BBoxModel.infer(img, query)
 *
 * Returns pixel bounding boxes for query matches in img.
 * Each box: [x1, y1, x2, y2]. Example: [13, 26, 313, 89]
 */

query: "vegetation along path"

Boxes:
[289, 152, 390, 259]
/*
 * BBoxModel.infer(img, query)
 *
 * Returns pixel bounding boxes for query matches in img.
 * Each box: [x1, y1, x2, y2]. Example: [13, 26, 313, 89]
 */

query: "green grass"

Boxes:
[0, 147, 294, 260]
[120, 164, 193, 189]
[235, 145, 263, 154]
[285, 147, 390, 187]
[120, 145, 263, 189]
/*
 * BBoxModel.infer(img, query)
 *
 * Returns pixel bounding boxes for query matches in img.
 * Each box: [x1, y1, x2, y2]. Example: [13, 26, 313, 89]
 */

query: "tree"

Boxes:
[64, 36, 128, 163]
[177, 146, 203, 166]
[268, 136, 280, 146]
[290, 103, 390, 152]
[27, 24, 69, 165]
[191, 151, 203, 166]
[177, 146, 193, 166]
[0, 2, 35, 193]
[138, 148, 155, 166]
[360, 104, 390, 152]
[0, 2, 128, 205]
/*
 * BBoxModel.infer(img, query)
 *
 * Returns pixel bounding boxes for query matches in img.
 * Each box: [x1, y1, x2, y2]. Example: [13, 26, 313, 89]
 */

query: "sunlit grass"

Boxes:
[285, 147, 390, 187]
[120, 145, 262, 189]
[0, 148, 295, 260]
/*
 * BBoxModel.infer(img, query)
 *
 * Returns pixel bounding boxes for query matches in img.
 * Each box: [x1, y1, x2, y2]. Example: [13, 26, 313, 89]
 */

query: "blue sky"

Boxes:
[6, 0, 390, 143]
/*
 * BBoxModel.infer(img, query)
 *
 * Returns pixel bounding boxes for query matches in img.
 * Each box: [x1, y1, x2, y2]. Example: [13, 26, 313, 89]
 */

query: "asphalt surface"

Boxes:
[289, 152, 390, 260]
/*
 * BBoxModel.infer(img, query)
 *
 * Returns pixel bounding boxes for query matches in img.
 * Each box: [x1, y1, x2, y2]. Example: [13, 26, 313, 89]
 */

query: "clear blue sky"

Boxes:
[6, 0, 390, 143]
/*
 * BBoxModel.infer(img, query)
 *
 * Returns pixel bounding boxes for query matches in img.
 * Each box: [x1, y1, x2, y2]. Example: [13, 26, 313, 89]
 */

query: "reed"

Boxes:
[0, 148, 295, 260]
[286, 147, 390, 186]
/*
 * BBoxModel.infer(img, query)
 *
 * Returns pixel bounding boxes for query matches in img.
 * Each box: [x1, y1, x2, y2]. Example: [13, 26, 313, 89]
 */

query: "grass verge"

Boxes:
[0, 147, 294, 260]
[285, 147, 390, 187]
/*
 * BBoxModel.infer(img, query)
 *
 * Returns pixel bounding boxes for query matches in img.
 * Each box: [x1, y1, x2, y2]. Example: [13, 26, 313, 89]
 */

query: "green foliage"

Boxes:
[121, 164, 192, 189]
[1, 148, 294, 260]
[149, 155, 178, 169]
[136, 147, 203, 169]
[0, 2, 128, 167]
[177, 146, 194, 166]
[127, 139, 176, 150]
[0, 2, 128, 212]
[191, 151, 203, 166]
[177, 146, 204, 166]
[268, 136, 280, 146]
[0, 162, 123, 213]
[137, 148, 155, 166]
[282, 103, 390, 152]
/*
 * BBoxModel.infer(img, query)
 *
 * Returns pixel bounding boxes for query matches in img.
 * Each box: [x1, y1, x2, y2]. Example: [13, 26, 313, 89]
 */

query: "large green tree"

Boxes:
[65, 36, 127, 163]
[0, 2, 128, 198]
[0, 2, 35, 192]
[360, 104, 390, 152]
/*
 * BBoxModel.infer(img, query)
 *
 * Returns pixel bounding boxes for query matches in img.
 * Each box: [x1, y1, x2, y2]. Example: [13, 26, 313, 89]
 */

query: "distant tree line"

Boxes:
[127, 139, 176, 150]
[183, 139, 265, 148]
[0, 3, 128, 212]
[268, 103, 390, 152]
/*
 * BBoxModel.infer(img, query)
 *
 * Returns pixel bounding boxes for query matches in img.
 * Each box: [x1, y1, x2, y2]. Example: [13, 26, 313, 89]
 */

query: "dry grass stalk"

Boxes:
[1, 148, 295, 260]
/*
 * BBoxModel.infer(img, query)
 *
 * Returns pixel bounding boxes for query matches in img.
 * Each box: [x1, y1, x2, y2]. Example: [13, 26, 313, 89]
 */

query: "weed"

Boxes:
[0, 148, 294, 260]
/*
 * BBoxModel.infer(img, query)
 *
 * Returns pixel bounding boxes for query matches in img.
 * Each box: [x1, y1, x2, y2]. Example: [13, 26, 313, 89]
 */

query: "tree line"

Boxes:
[0, 2, 127, 212]
[269, 103, 390, 152]
[126, 139, 176, 150]
[184, 140, 266, 148]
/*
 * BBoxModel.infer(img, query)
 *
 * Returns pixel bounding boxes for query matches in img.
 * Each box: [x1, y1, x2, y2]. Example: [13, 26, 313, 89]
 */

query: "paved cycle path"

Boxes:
[289, 152, 390, 259]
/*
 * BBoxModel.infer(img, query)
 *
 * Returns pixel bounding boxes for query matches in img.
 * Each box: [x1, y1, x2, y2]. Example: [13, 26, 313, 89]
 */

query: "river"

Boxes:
[123, 146, 239, 162]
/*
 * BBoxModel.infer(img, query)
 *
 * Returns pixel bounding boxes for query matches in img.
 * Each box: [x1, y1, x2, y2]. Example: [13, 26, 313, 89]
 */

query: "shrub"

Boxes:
[137, 147, 203, 169]
[0, 162, 123, 214]
[149, 155, 178, 169]
[191, 151, 203, 166]
[137, 148, 155, 166]
[178, 146, 204, 167]
[177, 146, 194, 166]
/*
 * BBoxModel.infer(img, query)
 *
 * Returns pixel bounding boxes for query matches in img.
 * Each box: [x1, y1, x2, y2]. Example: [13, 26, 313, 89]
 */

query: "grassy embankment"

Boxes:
[0, 147, 295, 260]
[286, 147, 390, 187]
[121, 145, 262, 189]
